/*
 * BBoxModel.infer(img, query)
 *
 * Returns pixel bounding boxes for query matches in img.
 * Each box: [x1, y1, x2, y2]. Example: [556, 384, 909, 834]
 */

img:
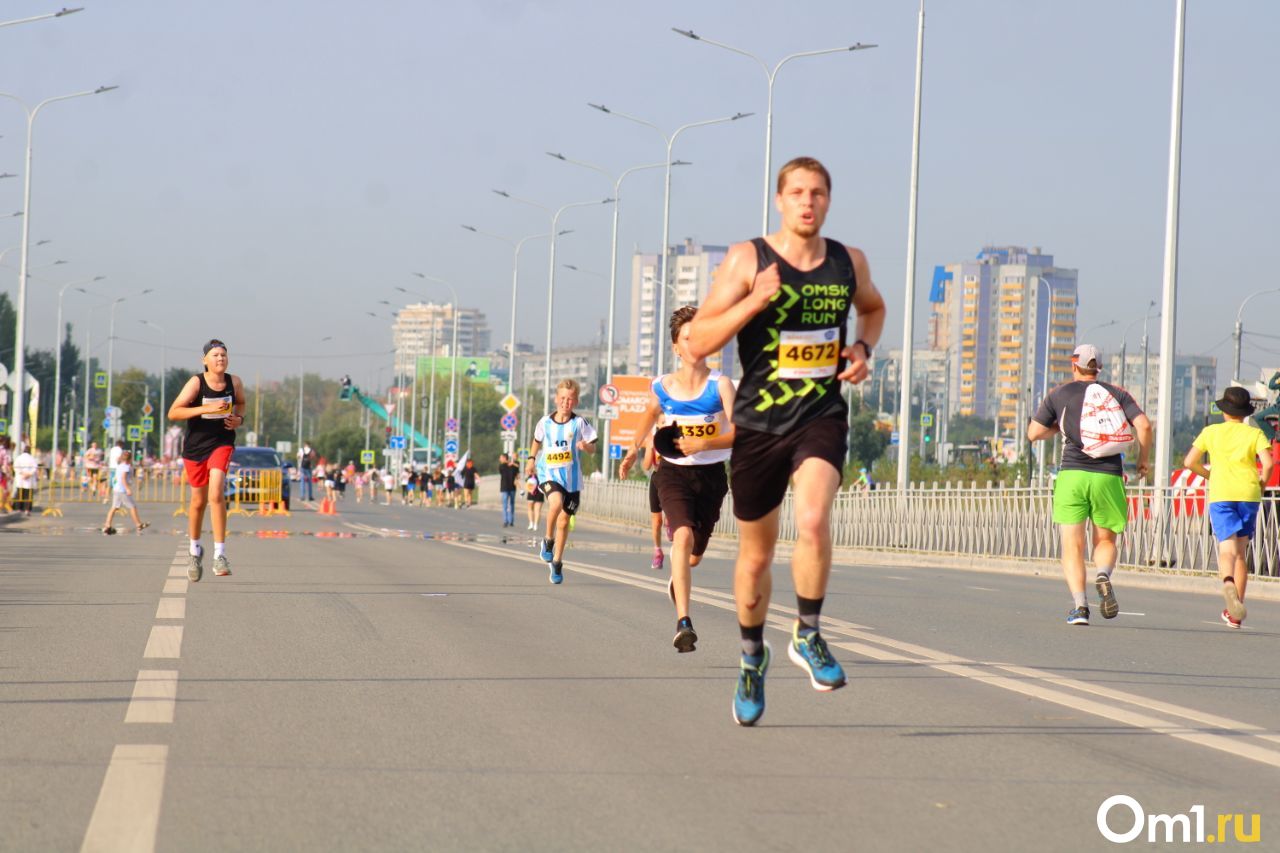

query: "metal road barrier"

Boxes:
[582, 480, 1280, 579]
[30, 466, 288, 517]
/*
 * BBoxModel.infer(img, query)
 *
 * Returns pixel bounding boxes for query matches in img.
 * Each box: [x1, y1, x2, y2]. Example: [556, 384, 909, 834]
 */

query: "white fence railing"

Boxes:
[582, 480, 1280, 578]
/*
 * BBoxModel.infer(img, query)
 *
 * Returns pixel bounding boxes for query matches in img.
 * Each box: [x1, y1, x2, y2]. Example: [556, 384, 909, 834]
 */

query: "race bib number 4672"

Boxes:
[778, 328, 839, 379]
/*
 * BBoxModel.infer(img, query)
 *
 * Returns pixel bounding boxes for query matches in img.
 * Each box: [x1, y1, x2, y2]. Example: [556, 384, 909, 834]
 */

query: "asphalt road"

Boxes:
[2, 495, 1277, 852]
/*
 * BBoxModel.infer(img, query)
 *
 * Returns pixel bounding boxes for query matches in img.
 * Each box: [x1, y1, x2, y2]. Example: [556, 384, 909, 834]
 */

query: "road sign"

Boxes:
[499, 393, 520, 414]
[500, 413, 517, 431]
[245, 430, 257, 446]
[597, 404, 619, 421]
[141, 416, 155, 433]
[276, 441, 293, 454]
[127, 424, 142, 441]
[444, 438, 459, 455]
[388, 435, 407, 450]
[890, 431, 900, 445]
[445, 430, 459, 441]
[517, 449, 528, 460]
[94, 371, 107, 389]
[500, 429, 518, 440]
[102, 417, 112, 430]
[360, 449, 376, 465]
[609, 443, 625, 460]
[0, 418, 7, 434]
[445, 417, 459, 432]
[920, 413, 934, 427]
[142, 401, 153, 416]
[599, 383, 620, 405]
[1209, 401, 1221, 415]
[106, 405, 122, 418]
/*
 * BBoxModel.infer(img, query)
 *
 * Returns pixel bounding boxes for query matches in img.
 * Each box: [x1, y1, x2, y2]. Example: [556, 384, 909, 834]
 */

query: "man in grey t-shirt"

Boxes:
[1028, 344, 1152, 626]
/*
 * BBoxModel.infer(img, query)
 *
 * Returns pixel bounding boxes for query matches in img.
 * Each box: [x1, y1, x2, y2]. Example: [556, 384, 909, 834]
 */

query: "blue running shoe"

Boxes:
[540, 538, 554, 562]
[788, 624, 846, 691]
[732, 642, 771, 727]
[1067, 605, 1090, 626]
[549, 561, 563, 585]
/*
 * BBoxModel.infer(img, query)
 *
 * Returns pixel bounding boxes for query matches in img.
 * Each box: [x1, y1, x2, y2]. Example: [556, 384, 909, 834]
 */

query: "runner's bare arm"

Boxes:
[1133, 413, 1153, 478]
[619, 397, 663, 478]
[686, 242, 777, 362]
[836, 247, 885, 384]
[1182, 445, 1209, 481]
[1027, 420, 1056, 442]
[225, 375, 247, 430]
[167, 376, 217, 421]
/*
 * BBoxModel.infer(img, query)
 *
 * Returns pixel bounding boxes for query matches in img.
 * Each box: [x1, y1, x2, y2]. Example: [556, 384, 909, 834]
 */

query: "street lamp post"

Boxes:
[0, 84, 118, 446]
[896, 1, 926, 493]
[1117, 303, 1157, 393]
[1232, 288, 1280, 383]
[52, 274, 104, 463]
[588, 104, 751, 374]
[404, 277, 460, 455]
[546, 154, 682, 476]
[460, 224, 562, 454]
[139, 317, 166, 423]
[672, 28, 876, 235]
[105, 289, 153, 439]
[1033, 277, 1056, 482]
[0, 7, 83, 29]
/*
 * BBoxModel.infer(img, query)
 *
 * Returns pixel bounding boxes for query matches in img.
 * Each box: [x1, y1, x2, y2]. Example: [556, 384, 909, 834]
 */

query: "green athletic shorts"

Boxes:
[1052, 469, 1128, 533]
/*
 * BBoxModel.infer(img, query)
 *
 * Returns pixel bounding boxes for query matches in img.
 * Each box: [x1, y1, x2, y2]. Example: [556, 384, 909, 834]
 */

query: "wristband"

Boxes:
[853, 339, 873, 360]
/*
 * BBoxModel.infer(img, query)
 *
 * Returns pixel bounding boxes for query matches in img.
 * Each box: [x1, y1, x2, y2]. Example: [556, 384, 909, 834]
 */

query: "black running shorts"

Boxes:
[730, 416, 847, 522]
[648, 475, 661, 514]
[539, 481, 581, 516]
[655, 461, 728, 557]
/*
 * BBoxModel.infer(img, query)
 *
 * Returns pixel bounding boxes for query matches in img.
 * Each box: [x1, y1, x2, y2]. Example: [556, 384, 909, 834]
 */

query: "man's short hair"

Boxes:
[777, 156, 832, 194]
[670, 305, 697, 345]
[556, 378, 580, 397]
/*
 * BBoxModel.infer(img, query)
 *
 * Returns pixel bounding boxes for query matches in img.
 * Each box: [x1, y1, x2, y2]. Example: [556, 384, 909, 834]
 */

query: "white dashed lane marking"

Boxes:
[162, 578, 186, 595]
[124, 671, 179, 724]
[79, 744, 168, 853]
[142, 625, 183, 659]
[155, 598, 186, 620]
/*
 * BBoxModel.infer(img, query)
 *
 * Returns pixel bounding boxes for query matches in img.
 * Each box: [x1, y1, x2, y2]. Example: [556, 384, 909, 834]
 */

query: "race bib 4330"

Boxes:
[778, 328, 839, 379]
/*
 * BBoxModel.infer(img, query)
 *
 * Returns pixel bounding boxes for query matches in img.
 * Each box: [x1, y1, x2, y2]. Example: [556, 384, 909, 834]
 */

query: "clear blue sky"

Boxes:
[2, 0, 1277, 390]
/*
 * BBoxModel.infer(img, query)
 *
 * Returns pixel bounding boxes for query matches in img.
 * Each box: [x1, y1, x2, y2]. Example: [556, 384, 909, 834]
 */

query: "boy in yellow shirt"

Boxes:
[1183, 387, 1274, 628]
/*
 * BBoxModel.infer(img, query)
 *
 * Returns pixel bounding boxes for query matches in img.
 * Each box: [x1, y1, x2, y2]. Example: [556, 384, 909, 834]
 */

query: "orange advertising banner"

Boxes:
[607, 375, 655, 450]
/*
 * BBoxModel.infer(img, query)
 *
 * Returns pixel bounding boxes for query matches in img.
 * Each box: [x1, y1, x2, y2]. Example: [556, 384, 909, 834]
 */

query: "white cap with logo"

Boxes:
[1071, 344, 1102, 373]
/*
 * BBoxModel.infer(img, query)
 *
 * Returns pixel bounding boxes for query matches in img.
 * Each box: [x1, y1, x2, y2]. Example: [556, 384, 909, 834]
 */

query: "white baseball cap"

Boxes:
[1071, 344, 1102, 372]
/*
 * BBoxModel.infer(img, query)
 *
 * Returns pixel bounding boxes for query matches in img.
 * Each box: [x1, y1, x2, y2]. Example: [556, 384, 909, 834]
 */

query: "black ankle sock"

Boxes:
[797, 595, 823, 633]
[677, 616, 693, 629]
[739, 623, 764, 659]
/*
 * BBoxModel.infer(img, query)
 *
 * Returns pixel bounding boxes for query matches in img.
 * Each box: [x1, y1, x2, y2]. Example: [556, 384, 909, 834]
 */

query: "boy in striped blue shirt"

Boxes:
[531, 378, 598, 584]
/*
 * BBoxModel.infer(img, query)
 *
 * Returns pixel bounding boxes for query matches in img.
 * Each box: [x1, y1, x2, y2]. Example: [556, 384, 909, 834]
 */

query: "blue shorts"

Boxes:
[1208, 501, 1260, 542]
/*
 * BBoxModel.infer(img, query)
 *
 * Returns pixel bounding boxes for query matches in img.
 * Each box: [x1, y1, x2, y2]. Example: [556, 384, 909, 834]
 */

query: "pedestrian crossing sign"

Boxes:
[360, 449, 375, 465]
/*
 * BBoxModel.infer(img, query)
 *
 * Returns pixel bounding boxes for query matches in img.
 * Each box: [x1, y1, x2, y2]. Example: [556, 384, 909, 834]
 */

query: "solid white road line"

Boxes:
[444, 538, 1280, 769]
[79, 744, 168, 853]
[162, 578, 186, 595]
[124, 670, 179, 724]
[155, 598, 185, 620]
[142, 626, 183, 659]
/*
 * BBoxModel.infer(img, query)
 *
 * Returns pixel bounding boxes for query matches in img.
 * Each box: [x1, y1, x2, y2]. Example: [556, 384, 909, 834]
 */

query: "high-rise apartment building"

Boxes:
[392, 303, 491, 378]
[929, 246, 1078, 434]
[630, 239, 732, 376]
[1108, 352, 1218, 422]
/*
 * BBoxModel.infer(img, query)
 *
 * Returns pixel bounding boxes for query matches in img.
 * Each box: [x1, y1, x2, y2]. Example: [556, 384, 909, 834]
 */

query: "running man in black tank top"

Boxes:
[687, 157, 886, 726]
[167, 339, 245, 582]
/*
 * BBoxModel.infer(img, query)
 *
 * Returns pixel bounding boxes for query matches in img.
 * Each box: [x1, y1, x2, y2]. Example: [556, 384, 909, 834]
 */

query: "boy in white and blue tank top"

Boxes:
[620, 306, 736, 653]
[530, 378, 598, 584]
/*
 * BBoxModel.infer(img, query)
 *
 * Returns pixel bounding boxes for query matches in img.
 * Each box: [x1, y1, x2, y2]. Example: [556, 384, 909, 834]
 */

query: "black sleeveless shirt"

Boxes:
[733, 238, 857, 435]
[183, 372, 237, 461]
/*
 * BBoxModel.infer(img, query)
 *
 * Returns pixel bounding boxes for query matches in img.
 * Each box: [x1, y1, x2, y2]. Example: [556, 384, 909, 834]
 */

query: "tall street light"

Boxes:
[547, 153, 683, 473]
[494, 190, 615, 411]
[0, 7, 83, 29]
[0, 83, 118, 446]
[105, 288, 153, 435]
[138, 318, 166, 420]
[1153, 0, 1187, 493]
[672, 28, 876, 235]
[404, 276, 460, 451]
[588, 103, 751, 374]
[1117, 302, 1158, 394]
[52, 274, 104, 462]
[461, 224, 572, 454]
[1232, 288, 1280, 383]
